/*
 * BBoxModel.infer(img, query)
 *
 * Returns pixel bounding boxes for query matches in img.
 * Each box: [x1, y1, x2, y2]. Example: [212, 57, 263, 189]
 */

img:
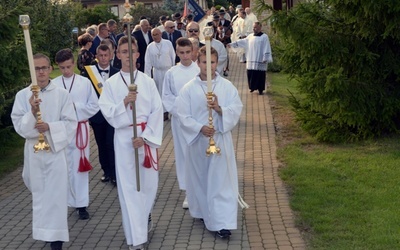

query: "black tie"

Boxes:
[99, 69, 109, 73]
[169, 33, 173, 42]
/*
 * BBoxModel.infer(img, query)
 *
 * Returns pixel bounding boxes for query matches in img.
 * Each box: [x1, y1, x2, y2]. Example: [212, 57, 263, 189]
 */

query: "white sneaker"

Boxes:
[182, 196, 189, 209]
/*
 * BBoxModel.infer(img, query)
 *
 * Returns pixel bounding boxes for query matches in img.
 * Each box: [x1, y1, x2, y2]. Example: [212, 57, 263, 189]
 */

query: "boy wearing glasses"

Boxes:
[99, 36, 163, 250]
[11, 53, 77, 250]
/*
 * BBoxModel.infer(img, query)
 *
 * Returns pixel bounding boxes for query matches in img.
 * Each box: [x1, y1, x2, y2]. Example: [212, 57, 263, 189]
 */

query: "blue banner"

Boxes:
[187, 0, 205, 22]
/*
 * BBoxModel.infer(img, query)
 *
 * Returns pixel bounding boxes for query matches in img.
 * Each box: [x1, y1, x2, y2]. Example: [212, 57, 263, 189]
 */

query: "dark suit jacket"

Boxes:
[89, 35, 101, 56]
[111, 55, 122, 70]
[218, 19, 232, 45]
[162, 30, 182, 63]
[116, 32, 126, 45]
[162, 30, 182, 51]
[89, 65, 119, 124]
[132, 30, 153, 72]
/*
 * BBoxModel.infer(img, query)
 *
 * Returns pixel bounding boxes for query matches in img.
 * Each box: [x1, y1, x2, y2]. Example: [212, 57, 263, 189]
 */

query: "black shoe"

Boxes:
[223, 70, 228, 76]
[259, 91, 264, 95]
[101, 175, 110, 182]
[163, 112, 169, 121]
[250, 89, 255, 93]
[216, 229, 231, 239]
[77, 207, 89, 220]
[148, 213, 153, 232]
[111, 178, 117, 186]
[50, 241, 63, 250]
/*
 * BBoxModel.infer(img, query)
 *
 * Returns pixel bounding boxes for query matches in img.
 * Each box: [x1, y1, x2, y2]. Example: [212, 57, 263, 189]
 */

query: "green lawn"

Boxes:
[269, 72, 400, 249]
[0, 131, 24, 179]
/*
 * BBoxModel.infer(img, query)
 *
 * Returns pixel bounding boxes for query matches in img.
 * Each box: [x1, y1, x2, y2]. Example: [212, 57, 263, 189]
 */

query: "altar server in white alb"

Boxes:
[53, 48, 99, 220]
[99, 36, 163, 250]
[162, 37, 200, 208]
[176, 46, 243, 239]
[228, 22, 273, 95]
[11, 53, 77, 250]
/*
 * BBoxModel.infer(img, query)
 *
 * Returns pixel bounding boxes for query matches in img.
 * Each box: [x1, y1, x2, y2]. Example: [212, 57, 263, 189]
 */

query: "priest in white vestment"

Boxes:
[99, 36, 163, 250]
[144, 28, 175, 96]
[162, 37, 200, 208]
[245, 7, 258, 24]
[11, 53, 77, 249]
[176, 46, 243, 239]
[232, 9, 253, 62]
[53, 48, 99, 220]
[229, 22, 273, 95]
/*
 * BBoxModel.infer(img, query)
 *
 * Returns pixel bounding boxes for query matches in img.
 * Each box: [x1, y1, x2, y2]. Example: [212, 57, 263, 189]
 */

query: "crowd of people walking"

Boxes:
[11, 4, 272, 250]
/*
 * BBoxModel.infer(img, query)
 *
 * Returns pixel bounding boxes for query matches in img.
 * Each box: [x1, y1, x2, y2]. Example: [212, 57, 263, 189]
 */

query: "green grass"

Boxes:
[268, 72, 400, 249]
[0, 130, 24, 179]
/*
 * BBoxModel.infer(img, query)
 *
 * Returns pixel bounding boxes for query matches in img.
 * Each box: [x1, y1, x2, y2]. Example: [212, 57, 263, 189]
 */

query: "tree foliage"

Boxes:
[257, 0, 400, 142]
[74, 3, 119, 28]
[0, 0, 84, 140]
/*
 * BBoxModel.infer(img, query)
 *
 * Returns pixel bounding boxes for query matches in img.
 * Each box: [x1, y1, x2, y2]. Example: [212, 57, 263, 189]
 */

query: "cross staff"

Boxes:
[122, 1, 140, 191]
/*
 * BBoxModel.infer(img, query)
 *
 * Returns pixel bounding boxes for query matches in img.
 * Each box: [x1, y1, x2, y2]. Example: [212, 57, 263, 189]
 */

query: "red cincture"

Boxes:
[138, 122, 159, 171]
[76, 121, 92, 172]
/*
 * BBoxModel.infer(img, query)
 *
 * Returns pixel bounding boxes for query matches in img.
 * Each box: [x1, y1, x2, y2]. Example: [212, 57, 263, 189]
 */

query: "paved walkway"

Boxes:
[0, 51, 306, 250]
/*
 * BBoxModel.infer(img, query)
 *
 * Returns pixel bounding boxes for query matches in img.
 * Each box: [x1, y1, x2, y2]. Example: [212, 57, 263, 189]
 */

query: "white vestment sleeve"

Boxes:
[218, 87, 243, 133]
[139, 81, 164, 148]
[161, 70, 177, 115]
[73, 78, 100, 121]
[229, 38, 249, 49]
[176, 85, 204, 146]
[167, 41, 175, 65]
[144, 45, 153, 77]
[11, 90, 40, 139]
[263, 34, 273, 63]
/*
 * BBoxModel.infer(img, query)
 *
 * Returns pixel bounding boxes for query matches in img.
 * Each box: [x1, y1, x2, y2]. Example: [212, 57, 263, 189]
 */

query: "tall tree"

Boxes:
[257, 0, 400, 142]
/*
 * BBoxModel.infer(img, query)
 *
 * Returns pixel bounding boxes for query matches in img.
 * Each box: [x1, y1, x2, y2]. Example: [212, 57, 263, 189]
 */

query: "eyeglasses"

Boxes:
[188, 29, 199, 33]
[35, 66, 50, 72]
[169, 26, 175, 29]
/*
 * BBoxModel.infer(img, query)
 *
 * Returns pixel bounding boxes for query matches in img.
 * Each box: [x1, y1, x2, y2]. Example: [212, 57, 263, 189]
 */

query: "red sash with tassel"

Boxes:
[138, 122, 159, 171]
[76, 121, 92, 172]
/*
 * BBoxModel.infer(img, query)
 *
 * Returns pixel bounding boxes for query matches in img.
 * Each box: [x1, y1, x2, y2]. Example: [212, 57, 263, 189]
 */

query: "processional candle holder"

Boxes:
[122, 1, 140, 191]
[203, 26, 221, 156]
[19, 15, 50, 153]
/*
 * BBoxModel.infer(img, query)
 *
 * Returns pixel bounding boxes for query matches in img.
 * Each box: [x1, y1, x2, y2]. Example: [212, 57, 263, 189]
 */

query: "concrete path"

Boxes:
[0, 51, 306, 250]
